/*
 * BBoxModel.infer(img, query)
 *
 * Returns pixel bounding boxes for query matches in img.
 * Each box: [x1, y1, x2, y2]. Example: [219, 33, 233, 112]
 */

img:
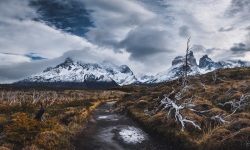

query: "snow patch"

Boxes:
[119, 126, 147, 144]
[98, 116, 108, 119]
[106, 101, 116, 105]
[97, 114, 120, 121]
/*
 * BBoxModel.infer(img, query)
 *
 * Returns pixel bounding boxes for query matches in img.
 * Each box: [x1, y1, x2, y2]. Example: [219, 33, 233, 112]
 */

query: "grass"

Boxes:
[115, 66, 250, 150]
[0, 89, 125, 150]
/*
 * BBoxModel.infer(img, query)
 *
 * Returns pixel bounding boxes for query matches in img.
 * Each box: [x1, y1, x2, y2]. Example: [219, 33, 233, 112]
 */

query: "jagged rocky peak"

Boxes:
[56, 57, 74, 68]
[172, 56, 183, 66]
[17, 57, 140, 88]
[119, 65, 132, 74]
[172, 51, 197, 66]
[43, 67, 53, 73]
[64, 57, 73, 63]
[199, 55, 214, 68]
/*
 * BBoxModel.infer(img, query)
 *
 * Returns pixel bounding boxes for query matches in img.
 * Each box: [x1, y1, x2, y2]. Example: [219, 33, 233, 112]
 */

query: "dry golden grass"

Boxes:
[116, 66, 250, 150]
[0, 89, 125, 149]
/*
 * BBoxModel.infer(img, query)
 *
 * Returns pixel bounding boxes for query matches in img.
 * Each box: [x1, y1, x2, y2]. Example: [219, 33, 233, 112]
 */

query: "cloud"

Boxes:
[1, 0, 250, 83]
[230, 43, 248, 53]
[82, 0, 180, 66]
[83, 0, 156, 49]
[0, 19, 94, 59]
[120, 27, 172, 61]
[218, 27, 234, 32]
[0, 53, 31, 66]
[30, 0, 93, 37]
[246, 26, 250, 30]
[179, 26, 190, 38]
[192, 45, 206, 52]
[225, 0, 250, 17]
[0, 48, 126, 83]
[0, 0, 37, 20]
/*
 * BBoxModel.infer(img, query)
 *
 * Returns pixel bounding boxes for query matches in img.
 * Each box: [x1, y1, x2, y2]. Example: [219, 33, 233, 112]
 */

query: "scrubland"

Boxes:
[115, 67, 250, 150]
[0, 88, 124, 150]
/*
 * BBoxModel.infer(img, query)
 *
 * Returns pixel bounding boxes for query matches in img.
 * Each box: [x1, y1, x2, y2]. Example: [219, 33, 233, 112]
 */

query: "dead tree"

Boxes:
[218, 94, 250, 115]
[34, 102, 47, 121]
[182, 37, 191, 87]
[149, 88, 201, 131]
[34, 91, 58, 121]
[211, 70, 223, 84]
[160, 93, 200, 131]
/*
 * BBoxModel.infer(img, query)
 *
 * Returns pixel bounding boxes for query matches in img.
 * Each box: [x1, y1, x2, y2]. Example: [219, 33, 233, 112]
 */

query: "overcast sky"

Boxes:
[0, 0, 250, 83]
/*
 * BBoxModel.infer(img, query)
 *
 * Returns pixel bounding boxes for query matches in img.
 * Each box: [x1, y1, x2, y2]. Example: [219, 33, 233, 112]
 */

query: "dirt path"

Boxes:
[74, 101, 172, 150]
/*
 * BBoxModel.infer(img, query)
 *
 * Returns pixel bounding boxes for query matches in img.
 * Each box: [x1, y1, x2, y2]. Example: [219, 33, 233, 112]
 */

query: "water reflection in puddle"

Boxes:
[74, 101, 172, 150]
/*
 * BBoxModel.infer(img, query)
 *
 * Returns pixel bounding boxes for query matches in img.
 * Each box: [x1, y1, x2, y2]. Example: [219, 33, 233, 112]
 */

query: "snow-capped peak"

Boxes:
[18, 52, 250, 88]
[19, 58, 139, 86]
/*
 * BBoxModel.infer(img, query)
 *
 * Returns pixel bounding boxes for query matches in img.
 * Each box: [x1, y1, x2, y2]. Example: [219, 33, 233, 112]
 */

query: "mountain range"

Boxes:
[17, 51, 250, 89]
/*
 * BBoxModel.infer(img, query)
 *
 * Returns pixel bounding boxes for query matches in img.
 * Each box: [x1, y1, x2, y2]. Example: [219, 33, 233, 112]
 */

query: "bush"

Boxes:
[34, 131, 62, 150]
[4, 113, 43, 146]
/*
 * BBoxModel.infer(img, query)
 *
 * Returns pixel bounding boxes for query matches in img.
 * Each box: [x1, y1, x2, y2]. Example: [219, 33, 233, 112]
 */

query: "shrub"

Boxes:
[34, 131, 62, 150]
[4, 113, 43, 146]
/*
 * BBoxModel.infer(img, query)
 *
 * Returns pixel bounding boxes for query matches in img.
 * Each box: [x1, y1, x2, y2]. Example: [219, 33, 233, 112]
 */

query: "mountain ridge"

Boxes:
[17, 52, 250, 89]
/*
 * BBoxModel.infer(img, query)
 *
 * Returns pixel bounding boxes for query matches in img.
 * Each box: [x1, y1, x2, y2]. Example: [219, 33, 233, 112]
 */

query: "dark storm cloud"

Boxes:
[30, 0, 93, 37]
[178, 26, 190, 38]
[230, 43, 249, 55]
[120, 28, 171, 61]
[82, 0, 178, 62]
[229, 27, 250, 56]
[225, 0, 250, 57]
[83, 0, 156, 50]
[226, 0, 250, 17]
[245, 26, 250, 30]
[218, 27, 234, 32]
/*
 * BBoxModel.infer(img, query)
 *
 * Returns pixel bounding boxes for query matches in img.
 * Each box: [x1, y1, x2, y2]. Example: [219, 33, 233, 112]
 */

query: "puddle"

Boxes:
[74, 101, 172, 150]
[119, 126, 147, 144]
[97, 114, 120, 121]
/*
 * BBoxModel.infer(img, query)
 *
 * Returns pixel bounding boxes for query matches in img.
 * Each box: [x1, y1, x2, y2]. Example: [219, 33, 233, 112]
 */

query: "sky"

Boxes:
[0, 0, 250, 83]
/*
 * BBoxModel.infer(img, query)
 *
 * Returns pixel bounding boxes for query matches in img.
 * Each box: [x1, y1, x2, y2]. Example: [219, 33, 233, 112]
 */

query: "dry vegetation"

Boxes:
[0, 88, 125, 150]
[115, 67, 250, 150]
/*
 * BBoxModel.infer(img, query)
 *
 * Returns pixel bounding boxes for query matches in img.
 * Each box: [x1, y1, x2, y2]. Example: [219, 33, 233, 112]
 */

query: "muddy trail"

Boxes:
[74, 101, 173, 150]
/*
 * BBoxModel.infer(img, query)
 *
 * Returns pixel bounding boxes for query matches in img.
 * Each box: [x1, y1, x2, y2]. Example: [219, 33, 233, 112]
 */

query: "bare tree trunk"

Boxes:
[35, 102, 47, 121]
[183, 37, 191, 87]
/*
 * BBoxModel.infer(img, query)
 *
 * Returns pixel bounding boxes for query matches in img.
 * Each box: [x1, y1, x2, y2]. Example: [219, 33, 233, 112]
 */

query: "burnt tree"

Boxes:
[182, 37, 191, 87]
[34, 102, 47, 121]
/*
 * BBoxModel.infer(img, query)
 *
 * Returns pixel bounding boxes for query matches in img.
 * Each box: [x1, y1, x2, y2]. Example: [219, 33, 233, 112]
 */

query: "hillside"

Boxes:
[115, 66, 250, 150]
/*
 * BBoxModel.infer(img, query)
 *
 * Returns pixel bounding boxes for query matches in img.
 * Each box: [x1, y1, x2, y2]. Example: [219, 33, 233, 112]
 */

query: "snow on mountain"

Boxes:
[136, 73, 154, 83]
[146, 51, 250, 84]
[17, 52, 250, 88]
[146, 51, 200, 84]
[103, 63, 138, 85]
[199, 55, 250, 73]
[18, 57, 138, 87]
